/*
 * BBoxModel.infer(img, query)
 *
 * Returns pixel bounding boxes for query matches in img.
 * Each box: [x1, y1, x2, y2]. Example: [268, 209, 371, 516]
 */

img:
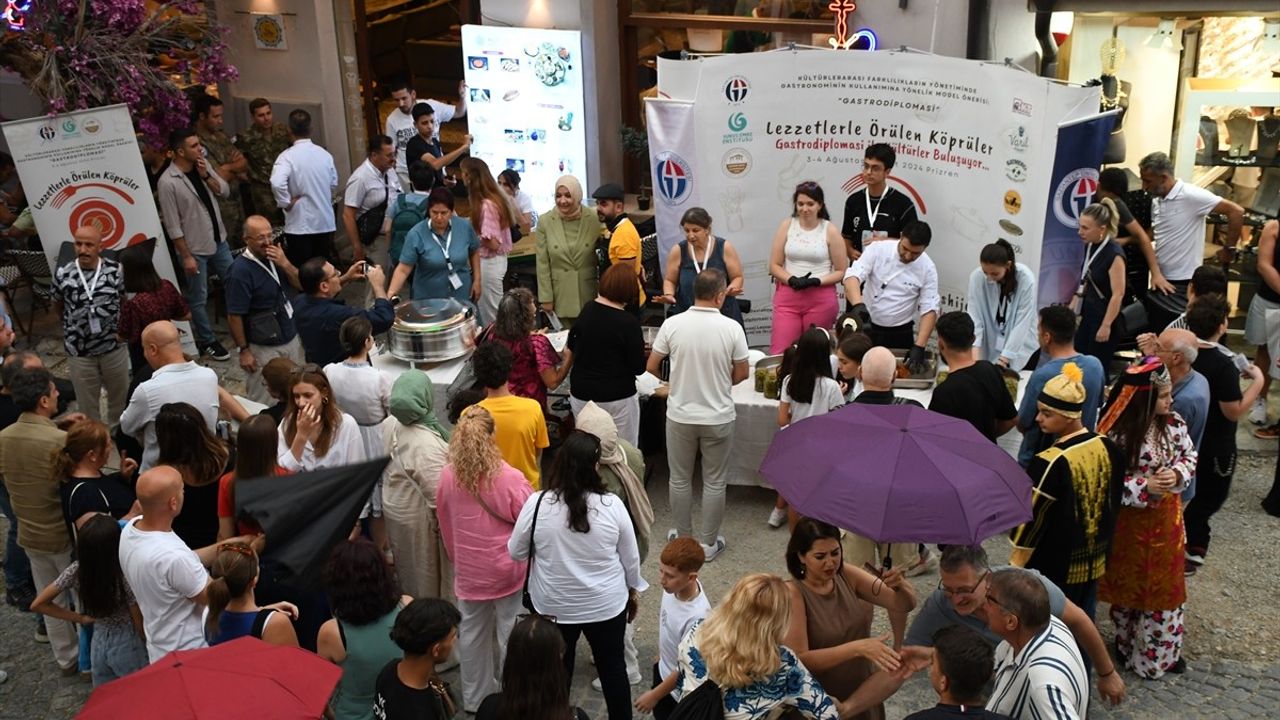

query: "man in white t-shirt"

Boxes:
[1138, 151, 1244, 331]
[119, 466, 244, 662]
[384, 80, 467, 190]
[647, 269, 750, 561]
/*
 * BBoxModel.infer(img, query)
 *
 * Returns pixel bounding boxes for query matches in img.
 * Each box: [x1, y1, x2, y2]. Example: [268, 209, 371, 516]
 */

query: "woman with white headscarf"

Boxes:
[575, 400, 654, 690]
[380, 369, 453, 601]
[534, 175, 603, 326]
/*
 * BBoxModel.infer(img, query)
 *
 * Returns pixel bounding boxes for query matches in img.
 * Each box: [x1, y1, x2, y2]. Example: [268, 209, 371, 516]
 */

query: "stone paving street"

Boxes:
[3, 452, 1278, 718]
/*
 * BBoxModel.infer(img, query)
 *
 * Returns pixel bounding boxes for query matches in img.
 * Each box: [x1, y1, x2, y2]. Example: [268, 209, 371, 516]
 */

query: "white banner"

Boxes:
[2, 104, 178, 283]
[658, 49, 1096, 345]
[645, 99, 701, 266]
[461, 25, 588, 214]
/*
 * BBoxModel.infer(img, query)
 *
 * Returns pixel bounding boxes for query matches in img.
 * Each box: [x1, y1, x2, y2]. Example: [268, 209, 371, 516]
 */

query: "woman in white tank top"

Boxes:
[767, 181, 849, 354]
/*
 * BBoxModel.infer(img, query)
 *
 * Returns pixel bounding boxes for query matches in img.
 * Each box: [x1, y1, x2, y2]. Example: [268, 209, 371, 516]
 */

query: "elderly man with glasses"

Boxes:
[225, 215, 304, 403]
[983, 568, 1090, 720]
[840, 546, 1124, 714]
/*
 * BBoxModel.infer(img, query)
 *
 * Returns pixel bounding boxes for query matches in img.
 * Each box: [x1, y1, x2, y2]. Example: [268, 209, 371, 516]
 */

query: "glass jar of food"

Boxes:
[763, 368, 780, 400]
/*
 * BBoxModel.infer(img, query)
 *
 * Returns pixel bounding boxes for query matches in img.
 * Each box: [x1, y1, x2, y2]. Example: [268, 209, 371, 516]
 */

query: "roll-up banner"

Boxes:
[645, 98, 701, 265]
[1037, 111, 1120, 307]
[2, 104, 178, 284]
[654, 49, 1098, 345]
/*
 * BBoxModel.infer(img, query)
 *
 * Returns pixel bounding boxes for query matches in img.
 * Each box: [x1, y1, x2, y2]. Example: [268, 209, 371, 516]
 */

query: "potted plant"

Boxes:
[620, 125, 651, 211]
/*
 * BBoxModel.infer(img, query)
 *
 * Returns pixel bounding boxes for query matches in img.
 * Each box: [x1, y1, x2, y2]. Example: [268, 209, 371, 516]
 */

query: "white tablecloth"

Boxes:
[727, 368, 1031, 487]
[371, 349, 468, 428]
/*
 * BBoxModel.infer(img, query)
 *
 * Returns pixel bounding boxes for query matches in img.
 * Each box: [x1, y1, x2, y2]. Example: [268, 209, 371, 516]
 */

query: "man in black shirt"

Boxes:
[374, 598, 461, 719]
[405, 104, 471, 194]
[904, 625, 1013, 720]
[852, 346, 923, 407]
[929, 311, 1017, 442]
[1182, 295, 1264, 573]
[841, 143, 919, 261]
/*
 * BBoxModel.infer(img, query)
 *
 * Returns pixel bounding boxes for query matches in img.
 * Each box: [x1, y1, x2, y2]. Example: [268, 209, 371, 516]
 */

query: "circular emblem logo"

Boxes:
[654, 151, 693, 206]
[1005, 159, 1028, 183]
[727, 113, 747, 132]
[1003, 190, 1022, 215]
[82, 118, 101, 134]
[723, 76, 750, 104]
[39, 126, 57, 141]
[61, 119, 77, 133]
[255, 15, 285, 48]
[721, 148, 752, 177]
[1052, 168, 1099, 228]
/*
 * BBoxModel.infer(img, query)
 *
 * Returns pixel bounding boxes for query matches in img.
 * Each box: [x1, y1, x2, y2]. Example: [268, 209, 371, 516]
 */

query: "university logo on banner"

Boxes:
[654, 151, 693, 205]
[723, 76, 749, 104]
[1052, 169, 1099, 228]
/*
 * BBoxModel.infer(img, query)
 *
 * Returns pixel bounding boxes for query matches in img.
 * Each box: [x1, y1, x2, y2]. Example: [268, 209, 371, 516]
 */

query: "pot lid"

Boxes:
[393, 298, 472, 331]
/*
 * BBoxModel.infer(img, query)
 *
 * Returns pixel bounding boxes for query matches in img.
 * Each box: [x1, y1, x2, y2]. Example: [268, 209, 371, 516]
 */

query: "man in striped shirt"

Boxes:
[984, 568, 1088, 720]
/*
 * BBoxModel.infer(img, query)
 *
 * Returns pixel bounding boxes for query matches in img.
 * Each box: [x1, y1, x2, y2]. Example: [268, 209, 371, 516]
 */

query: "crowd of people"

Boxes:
[0, 87, 1277, 720]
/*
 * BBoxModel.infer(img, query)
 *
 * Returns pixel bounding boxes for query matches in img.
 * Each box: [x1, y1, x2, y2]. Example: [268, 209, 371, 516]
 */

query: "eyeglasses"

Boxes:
[985, 592, 1008, 612]
[517, 612, 558, 623]
[796, 181, 820, 191]
[939, 570, 989, 598]
[219, 542, 255, 558]
[290, 363, 322, 379]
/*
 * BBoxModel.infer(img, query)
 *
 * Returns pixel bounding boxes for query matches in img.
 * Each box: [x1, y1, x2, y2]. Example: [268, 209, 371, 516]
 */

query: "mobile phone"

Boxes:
[1232, 352, 1251, 374]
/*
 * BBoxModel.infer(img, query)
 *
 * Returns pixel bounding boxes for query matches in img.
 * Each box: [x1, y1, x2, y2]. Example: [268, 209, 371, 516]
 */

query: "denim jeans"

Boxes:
[182, 241, 235, 346]
[0, 481, 33, 594]
[90, 621, 149, 686]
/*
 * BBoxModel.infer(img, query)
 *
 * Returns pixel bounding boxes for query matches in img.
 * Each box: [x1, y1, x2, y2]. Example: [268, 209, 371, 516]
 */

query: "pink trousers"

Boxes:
[769, 282, 838, 354]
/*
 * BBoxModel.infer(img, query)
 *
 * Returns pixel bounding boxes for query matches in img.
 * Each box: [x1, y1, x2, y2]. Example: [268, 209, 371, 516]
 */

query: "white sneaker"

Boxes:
[591, 675, 642, 691]
[1249, 398, 1268, 425]
[767, 506, 788, 528]
[667, 528, 677, 542]
[701, 537, 727, 562]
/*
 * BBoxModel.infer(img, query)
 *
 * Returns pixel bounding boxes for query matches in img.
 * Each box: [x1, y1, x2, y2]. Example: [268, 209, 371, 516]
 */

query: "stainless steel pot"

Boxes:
[388, 298, 478, 363]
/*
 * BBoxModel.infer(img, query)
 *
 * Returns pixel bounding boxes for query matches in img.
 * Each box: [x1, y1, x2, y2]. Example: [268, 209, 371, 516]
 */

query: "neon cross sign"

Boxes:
[828, 0, 879, 51]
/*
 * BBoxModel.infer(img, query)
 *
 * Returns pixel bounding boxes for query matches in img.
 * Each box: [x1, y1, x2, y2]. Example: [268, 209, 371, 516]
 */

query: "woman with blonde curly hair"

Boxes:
[435, 405, 534, 713]
[674, 573, 858, 720]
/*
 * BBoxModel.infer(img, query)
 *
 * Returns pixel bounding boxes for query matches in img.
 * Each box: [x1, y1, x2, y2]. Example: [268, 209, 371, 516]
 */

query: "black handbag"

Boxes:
[246, 307, 284, 346]
[521, 491, 547, 613]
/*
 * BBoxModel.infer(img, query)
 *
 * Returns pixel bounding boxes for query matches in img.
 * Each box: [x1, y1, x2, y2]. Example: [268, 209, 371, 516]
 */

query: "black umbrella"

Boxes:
[235, 457, 388, 590]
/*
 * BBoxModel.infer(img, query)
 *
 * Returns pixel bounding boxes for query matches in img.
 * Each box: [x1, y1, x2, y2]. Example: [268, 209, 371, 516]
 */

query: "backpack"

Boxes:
[668, 678, 726, 720]
[389, 194, 428, 262]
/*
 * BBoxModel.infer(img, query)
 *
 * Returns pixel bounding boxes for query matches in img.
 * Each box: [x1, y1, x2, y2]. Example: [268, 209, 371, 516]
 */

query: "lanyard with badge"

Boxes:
[1070, 241, 1107, 314]
[77, 262, 104, 334]
[862, 187, 891, 247]
[432, 225, 463, 290]
[246, 252, 294, 318]
[690, 237, 714, 274]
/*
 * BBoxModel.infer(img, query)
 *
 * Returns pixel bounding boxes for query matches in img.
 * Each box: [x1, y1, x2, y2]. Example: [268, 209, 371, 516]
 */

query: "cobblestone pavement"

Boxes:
[2, 310, 1279, 717]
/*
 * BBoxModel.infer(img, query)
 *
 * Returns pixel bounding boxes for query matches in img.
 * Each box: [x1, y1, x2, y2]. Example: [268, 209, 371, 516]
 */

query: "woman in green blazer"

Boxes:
[535, 175, 602, 325]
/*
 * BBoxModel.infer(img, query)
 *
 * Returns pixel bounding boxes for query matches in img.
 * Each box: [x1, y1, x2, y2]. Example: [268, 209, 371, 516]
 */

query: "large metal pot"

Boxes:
[388, 298, 478, 363]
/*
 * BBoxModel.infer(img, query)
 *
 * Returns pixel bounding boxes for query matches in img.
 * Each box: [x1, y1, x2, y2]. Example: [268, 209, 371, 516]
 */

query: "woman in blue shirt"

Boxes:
[387, 187, 480, 306]
[966, 239, 1039, 371]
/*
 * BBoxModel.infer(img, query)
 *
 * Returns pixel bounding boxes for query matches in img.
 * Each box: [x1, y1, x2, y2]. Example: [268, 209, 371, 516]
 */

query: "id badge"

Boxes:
[284, 299, 294, 318]
[89, 316, 102, 334]
[448, 272, 463, 290]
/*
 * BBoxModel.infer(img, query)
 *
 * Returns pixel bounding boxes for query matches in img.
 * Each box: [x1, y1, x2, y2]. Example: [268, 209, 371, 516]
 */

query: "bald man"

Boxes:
[51, 225, 129, 426]
[119, 321, 247, 472]
[1154, 327, 1210, 501]
[119, 466, 217, 662]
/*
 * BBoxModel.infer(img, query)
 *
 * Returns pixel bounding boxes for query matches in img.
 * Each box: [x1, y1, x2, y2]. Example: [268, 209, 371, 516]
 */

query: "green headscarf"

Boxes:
[388, 369, 450, 441]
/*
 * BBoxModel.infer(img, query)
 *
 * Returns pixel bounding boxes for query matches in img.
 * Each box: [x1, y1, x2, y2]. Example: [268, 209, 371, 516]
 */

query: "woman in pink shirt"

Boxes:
[436, 405, 534, 714]
[462, 157, 516, 326]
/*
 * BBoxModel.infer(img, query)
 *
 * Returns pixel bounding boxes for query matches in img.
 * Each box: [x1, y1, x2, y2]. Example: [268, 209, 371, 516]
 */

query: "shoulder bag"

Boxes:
[521, 491, 547, 613]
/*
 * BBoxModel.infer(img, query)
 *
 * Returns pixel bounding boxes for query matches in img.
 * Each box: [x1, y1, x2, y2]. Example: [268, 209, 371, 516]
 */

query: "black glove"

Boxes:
[786, 272, 812, 290]
[800, 275, 822, 290]
[906, 344, 928, 374]
[849, 302, 871, 330]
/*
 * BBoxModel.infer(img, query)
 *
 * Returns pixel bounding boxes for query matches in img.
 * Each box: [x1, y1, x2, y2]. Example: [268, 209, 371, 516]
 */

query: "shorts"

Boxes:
[1244, 294, 1280, 346]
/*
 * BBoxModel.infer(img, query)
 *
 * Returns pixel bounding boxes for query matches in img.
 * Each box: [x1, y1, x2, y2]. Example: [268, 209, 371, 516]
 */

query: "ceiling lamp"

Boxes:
[1145, 18, 1180, 51]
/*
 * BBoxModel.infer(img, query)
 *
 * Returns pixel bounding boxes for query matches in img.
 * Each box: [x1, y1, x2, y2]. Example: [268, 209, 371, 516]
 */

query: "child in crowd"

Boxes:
[905, 625, 1013, 720]
[770, 327, 844, 528]
[835, 330, 874, 402]
[373, 598, 461, 720]
[634, 537, 711, 719]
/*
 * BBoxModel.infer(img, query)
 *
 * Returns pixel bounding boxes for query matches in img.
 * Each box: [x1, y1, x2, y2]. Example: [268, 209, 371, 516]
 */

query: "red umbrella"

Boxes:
[76, 637, 342, 719]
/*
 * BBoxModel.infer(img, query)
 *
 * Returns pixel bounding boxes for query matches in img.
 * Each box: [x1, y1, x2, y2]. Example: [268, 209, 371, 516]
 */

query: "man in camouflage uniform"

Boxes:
[194, 94, 248, 248]
[234, 98, 291, 228]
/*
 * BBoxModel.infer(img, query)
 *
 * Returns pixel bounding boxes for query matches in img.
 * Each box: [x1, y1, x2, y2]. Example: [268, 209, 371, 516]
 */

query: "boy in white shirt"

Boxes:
[635, 538, 711, 718]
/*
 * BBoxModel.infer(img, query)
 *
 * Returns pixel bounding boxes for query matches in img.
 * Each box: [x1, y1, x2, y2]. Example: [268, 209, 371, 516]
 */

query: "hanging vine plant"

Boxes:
[0, 0, 237, 144]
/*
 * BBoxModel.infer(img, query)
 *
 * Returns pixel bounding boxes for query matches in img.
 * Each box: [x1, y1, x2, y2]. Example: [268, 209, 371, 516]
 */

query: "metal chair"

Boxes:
[0, 248, 54, 337]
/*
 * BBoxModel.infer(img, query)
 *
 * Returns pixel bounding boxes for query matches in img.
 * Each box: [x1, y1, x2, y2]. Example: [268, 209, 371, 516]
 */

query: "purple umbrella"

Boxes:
[760, 403, 1031, 546]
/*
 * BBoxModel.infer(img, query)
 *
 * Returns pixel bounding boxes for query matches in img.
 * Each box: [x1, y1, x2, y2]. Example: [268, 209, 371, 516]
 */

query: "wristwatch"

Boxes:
[238, 345, 250, 353]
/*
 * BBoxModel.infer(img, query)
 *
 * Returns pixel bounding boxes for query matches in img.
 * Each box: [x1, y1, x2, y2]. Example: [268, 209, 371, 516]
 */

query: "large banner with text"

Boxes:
[2, 104, 178, 283]
[652, 50, 1098, 345]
